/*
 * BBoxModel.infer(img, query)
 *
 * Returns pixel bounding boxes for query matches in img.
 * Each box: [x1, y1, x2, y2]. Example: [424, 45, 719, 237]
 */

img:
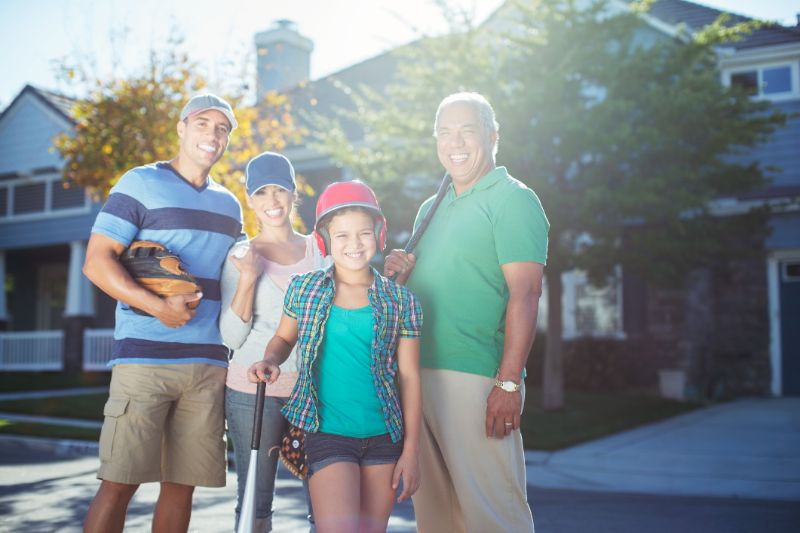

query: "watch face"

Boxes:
[497, 380, 518, 392]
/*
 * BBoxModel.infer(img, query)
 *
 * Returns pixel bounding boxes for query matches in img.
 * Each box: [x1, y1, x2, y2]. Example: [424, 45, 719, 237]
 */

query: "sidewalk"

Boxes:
[525, 397, 800, 501]
[3, 390, 799, 503]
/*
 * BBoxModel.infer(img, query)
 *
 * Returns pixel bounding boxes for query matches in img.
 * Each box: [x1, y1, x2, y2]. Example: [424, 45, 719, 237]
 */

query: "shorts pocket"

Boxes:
[99, 397, 129, 463]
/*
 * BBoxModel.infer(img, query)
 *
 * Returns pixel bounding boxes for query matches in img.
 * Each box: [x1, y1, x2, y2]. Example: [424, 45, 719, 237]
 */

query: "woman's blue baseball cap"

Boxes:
[245, 151, 296, 195]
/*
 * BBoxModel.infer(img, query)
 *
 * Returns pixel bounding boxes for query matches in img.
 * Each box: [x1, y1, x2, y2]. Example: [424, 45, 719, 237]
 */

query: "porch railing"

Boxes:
[82, 328, 115, 371]
[0, 331, 64, 371]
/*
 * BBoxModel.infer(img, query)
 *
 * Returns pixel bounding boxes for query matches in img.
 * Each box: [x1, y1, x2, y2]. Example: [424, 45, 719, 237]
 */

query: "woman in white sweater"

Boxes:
[220, 152, 325, 532]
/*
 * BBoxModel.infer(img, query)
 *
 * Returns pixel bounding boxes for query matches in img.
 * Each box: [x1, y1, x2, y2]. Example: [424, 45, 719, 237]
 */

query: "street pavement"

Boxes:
[1, 394, 799, 531]
[1, 436, 798, 533]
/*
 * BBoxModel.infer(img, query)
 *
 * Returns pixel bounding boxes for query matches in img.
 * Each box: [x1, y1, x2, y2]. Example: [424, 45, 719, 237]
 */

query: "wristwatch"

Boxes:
[494, 378, 521, 392]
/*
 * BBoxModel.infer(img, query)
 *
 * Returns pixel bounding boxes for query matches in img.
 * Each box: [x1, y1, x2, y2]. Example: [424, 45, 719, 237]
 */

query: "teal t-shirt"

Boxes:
[315, 305, 387, 437]
[407, 166, 549, 377]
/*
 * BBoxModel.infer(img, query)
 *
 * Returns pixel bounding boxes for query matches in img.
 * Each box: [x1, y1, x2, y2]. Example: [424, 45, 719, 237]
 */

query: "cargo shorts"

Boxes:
[97, 363, 227, 487]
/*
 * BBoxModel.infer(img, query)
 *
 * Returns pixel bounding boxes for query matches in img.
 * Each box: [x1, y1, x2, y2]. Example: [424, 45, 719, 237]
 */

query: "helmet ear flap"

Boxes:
[314, 228, 329, 257]
[375, 215, 387, 251]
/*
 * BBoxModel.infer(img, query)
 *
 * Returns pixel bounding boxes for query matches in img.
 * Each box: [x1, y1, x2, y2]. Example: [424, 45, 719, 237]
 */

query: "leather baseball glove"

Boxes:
[268, 423, 307, 480]
[119, 240, 201, 316]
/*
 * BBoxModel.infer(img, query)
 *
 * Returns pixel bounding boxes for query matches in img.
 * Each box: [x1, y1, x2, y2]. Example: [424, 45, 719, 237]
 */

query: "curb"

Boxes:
[0, 434, 99, 457]
[525, 450, 553, 465]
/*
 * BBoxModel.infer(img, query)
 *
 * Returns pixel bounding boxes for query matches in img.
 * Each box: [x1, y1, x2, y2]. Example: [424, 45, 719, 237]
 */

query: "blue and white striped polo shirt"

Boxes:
[91, 162, 244, 367]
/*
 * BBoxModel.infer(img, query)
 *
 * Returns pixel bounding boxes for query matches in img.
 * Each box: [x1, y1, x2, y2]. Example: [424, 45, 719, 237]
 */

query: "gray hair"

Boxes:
[433, 92, 500, 157]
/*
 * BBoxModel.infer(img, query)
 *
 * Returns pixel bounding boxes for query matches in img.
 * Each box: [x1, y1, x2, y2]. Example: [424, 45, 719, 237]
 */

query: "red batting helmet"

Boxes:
[313, 180, 387, 256]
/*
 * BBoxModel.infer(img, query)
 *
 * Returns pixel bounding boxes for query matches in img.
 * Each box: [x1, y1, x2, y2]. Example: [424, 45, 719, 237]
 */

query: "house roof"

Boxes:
[32, 86, 77, 120]
[645, 0, 800, 49]
[0, 84, 76, 127]
[289, 0, 799, 113]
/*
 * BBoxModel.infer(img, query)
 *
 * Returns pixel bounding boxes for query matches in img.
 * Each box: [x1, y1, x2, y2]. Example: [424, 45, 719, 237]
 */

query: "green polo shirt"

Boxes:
[407, 166, 549, 377]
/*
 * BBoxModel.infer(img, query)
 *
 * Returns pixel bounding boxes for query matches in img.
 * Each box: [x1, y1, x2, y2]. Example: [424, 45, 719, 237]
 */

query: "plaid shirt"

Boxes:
[280, 266, 422, 443]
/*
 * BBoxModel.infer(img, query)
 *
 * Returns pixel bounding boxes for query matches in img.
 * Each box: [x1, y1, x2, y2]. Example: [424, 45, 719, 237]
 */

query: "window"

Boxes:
[727, 63, 797, 100]
[762, 66, 792, 95]
[0, 174, 89, 222]
[539, 268, 625, 339]
[783, 261, 800, 282]
[52, 184, 86, 209]
[13, 183, 45, 214]
[730, 70, 758, 96]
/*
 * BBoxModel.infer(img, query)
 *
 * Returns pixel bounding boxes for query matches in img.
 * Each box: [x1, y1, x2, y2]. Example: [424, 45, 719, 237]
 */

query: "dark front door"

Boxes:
[780, 260, 800, 395]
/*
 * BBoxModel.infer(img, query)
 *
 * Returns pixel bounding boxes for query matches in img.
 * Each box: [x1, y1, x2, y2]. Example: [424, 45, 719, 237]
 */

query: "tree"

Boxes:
[54, 38, 306, 236]
[312, 0, 786, 408]
[308, 4, 502, 244]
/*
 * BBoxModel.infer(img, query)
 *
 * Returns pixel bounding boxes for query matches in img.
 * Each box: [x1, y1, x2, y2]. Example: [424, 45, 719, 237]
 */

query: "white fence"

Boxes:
[83, 328, 115, 371]
[0, 331, 64, 371]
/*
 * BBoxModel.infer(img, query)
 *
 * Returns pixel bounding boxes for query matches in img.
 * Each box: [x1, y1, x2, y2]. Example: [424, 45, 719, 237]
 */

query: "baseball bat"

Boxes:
[237, 380, 267, 533]
[403, 173, 451, 254]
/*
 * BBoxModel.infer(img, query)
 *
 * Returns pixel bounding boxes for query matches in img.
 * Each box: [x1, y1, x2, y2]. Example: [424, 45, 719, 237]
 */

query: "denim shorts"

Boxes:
[305, 431, 403, 477]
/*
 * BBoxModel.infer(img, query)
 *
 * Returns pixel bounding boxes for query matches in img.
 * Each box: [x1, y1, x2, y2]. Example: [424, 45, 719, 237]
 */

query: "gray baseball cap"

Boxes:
[180, 93, 238, 131]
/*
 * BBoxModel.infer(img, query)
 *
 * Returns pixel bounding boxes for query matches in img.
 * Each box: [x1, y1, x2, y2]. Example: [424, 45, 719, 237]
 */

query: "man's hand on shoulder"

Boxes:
[384, 250, 416, 284]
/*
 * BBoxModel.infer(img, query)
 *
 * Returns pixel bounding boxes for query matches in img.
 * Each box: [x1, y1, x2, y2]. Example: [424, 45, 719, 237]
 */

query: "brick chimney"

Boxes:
[254, 20, 314, 99]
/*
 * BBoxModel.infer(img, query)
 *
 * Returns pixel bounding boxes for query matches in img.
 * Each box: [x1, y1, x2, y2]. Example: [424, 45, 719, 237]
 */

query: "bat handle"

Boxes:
[251, 381, 266, 450]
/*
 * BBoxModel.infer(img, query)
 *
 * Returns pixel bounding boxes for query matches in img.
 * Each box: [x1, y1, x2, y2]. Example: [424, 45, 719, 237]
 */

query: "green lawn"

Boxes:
[0, 372, 110, 393]
[0, 388, 700, 450]
[521, 387, 700, 450]
[0, 394, 107, 420]
[0, 419, 100, 441]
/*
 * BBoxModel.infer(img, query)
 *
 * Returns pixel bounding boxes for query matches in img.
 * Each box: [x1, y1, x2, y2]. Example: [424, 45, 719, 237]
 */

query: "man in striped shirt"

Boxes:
[82, 94, 243, 533]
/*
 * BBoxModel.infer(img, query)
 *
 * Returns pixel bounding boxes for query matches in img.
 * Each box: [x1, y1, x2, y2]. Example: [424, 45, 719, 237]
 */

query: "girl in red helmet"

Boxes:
[248, 180, 423, 532]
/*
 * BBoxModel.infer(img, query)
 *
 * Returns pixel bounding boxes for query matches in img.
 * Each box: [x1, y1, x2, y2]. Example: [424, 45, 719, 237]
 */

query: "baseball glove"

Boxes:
[279, 423, 307, 480]
[269, 423, 307, 480]
[119, 240, 201, 316]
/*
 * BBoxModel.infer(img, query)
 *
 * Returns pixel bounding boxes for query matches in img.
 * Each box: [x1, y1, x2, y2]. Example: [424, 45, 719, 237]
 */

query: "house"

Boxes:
[624, 1, 800, 397]
[0, 85, 116, 372]
[1, 1, 797, 397]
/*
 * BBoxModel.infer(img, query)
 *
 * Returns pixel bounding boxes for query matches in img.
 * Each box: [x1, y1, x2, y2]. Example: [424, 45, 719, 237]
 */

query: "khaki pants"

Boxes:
[412, 369, 534, 533]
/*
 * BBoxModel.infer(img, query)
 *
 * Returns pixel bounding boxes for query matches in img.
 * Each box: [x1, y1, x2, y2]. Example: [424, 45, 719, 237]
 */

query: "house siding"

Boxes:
[0, 91, 70, 175]
[758, 99, 800, 189]
[0, 206, 100, 249]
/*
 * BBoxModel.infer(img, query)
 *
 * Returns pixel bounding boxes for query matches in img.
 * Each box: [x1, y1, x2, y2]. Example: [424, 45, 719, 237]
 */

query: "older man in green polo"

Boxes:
[385, 92, 548, 532]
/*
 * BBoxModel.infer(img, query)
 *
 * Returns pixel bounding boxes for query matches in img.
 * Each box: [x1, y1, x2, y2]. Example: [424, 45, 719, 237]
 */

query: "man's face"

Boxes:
[435, 102, 496, 192]
[177, 109, 231, 169]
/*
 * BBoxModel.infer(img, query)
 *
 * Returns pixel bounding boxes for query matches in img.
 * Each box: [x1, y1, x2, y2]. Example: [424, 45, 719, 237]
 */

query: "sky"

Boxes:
[0, 0, 797, 108]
